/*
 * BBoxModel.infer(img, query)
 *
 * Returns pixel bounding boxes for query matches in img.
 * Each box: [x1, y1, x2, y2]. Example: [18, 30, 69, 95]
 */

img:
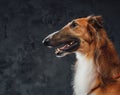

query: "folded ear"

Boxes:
[87, 15, 104, 30]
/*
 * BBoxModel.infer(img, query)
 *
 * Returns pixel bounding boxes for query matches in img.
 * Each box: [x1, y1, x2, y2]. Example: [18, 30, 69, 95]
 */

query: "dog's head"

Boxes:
[42, 15, 104, 57]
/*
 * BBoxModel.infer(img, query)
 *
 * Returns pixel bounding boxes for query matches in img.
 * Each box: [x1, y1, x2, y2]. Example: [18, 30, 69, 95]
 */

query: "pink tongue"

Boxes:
[60, 44, 68, 50]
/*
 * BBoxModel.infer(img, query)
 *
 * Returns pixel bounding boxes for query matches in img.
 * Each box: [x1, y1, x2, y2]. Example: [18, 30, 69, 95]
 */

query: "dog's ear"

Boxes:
[87, 15, 104, 30]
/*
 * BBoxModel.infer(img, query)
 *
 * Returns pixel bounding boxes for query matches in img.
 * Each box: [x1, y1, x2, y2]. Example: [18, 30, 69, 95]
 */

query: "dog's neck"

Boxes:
[73, 52, 98, 95]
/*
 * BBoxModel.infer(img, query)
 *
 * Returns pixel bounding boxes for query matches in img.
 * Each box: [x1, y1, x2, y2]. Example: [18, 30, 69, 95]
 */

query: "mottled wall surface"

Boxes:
[0, 0, 120, 95]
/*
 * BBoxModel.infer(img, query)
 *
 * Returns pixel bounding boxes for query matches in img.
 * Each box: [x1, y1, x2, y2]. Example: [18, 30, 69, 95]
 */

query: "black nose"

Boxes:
[42, 38, 51, 46]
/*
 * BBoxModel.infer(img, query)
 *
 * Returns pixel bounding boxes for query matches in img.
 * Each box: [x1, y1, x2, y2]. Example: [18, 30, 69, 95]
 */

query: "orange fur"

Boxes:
[43, 15, 120, 95]
[75, 16, 120, 95]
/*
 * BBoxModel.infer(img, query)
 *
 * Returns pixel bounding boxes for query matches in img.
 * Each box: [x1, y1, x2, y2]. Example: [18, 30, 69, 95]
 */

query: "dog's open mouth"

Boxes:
[55, 39, 80, 56]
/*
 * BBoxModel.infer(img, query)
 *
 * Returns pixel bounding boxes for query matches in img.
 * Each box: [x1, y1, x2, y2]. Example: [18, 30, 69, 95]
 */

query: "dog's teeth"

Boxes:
[57, 48, 60, 51]
[55, 48, 63, 55]
[70, 42, 73, 45]
[55, 48, 60, 53]
[67, 44, 70, 47]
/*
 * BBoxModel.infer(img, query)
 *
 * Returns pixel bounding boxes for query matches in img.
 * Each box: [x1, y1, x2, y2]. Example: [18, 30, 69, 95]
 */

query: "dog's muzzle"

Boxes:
[42, 31, 80, 57]
[42, 37, 51, 46]
[42, 31, 59, 47]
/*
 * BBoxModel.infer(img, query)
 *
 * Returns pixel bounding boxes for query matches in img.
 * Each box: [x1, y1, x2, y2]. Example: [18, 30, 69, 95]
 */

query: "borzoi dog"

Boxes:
[42, 15, 120, 95]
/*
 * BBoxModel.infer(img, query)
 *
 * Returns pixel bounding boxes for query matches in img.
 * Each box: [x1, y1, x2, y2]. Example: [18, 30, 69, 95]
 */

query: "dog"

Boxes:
[42, 15, 120, 95]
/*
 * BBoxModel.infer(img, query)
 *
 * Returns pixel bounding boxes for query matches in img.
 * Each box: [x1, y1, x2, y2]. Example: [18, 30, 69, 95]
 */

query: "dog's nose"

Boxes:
[42, 38, 51, 46]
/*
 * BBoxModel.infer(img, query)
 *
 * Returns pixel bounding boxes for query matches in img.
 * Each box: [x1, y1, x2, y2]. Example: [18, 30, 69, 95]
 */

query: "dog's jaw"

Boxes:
[73, 52, 98, 95]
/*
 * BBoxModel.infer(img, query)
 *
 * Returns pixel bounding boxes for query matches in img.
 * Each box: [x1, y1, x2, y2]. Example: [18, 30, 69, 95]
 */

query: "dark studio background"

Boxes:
[0, 0, 120, 95]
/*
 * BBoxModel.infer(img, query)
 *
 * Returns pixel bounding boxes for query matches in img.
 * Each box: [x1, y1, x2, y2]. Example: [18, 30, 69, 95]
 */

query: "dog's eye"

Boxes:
[70, 21, 78, 28]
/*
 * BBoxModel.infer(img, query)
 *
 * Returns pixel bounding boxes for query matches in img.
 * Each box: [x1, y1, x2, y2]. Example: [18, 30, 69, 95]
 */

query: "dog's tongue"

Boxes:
[59, 44, 69, 50]
[55, 44, 70, 55]
[55, 41, 75, 55]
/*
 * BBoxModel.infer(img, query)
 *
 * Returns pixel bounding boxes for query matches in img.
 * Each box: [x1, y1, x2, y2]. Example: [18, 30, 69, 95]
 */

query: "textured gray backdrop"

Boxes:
[0, 0, 120, 95]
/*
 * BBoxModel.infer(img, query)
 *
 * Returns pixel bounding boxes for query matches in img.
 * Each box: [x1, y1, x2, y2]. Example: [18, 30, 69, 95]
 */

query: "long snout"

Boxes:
[42, 37, 51, 46]
[42, 31, 59, 47]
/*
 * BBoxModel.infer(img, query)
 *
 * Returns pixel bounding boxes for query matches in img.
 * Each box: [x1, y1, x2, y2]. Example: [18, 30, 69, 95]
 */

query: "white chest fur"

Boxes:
[73, 53, 97, 95]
